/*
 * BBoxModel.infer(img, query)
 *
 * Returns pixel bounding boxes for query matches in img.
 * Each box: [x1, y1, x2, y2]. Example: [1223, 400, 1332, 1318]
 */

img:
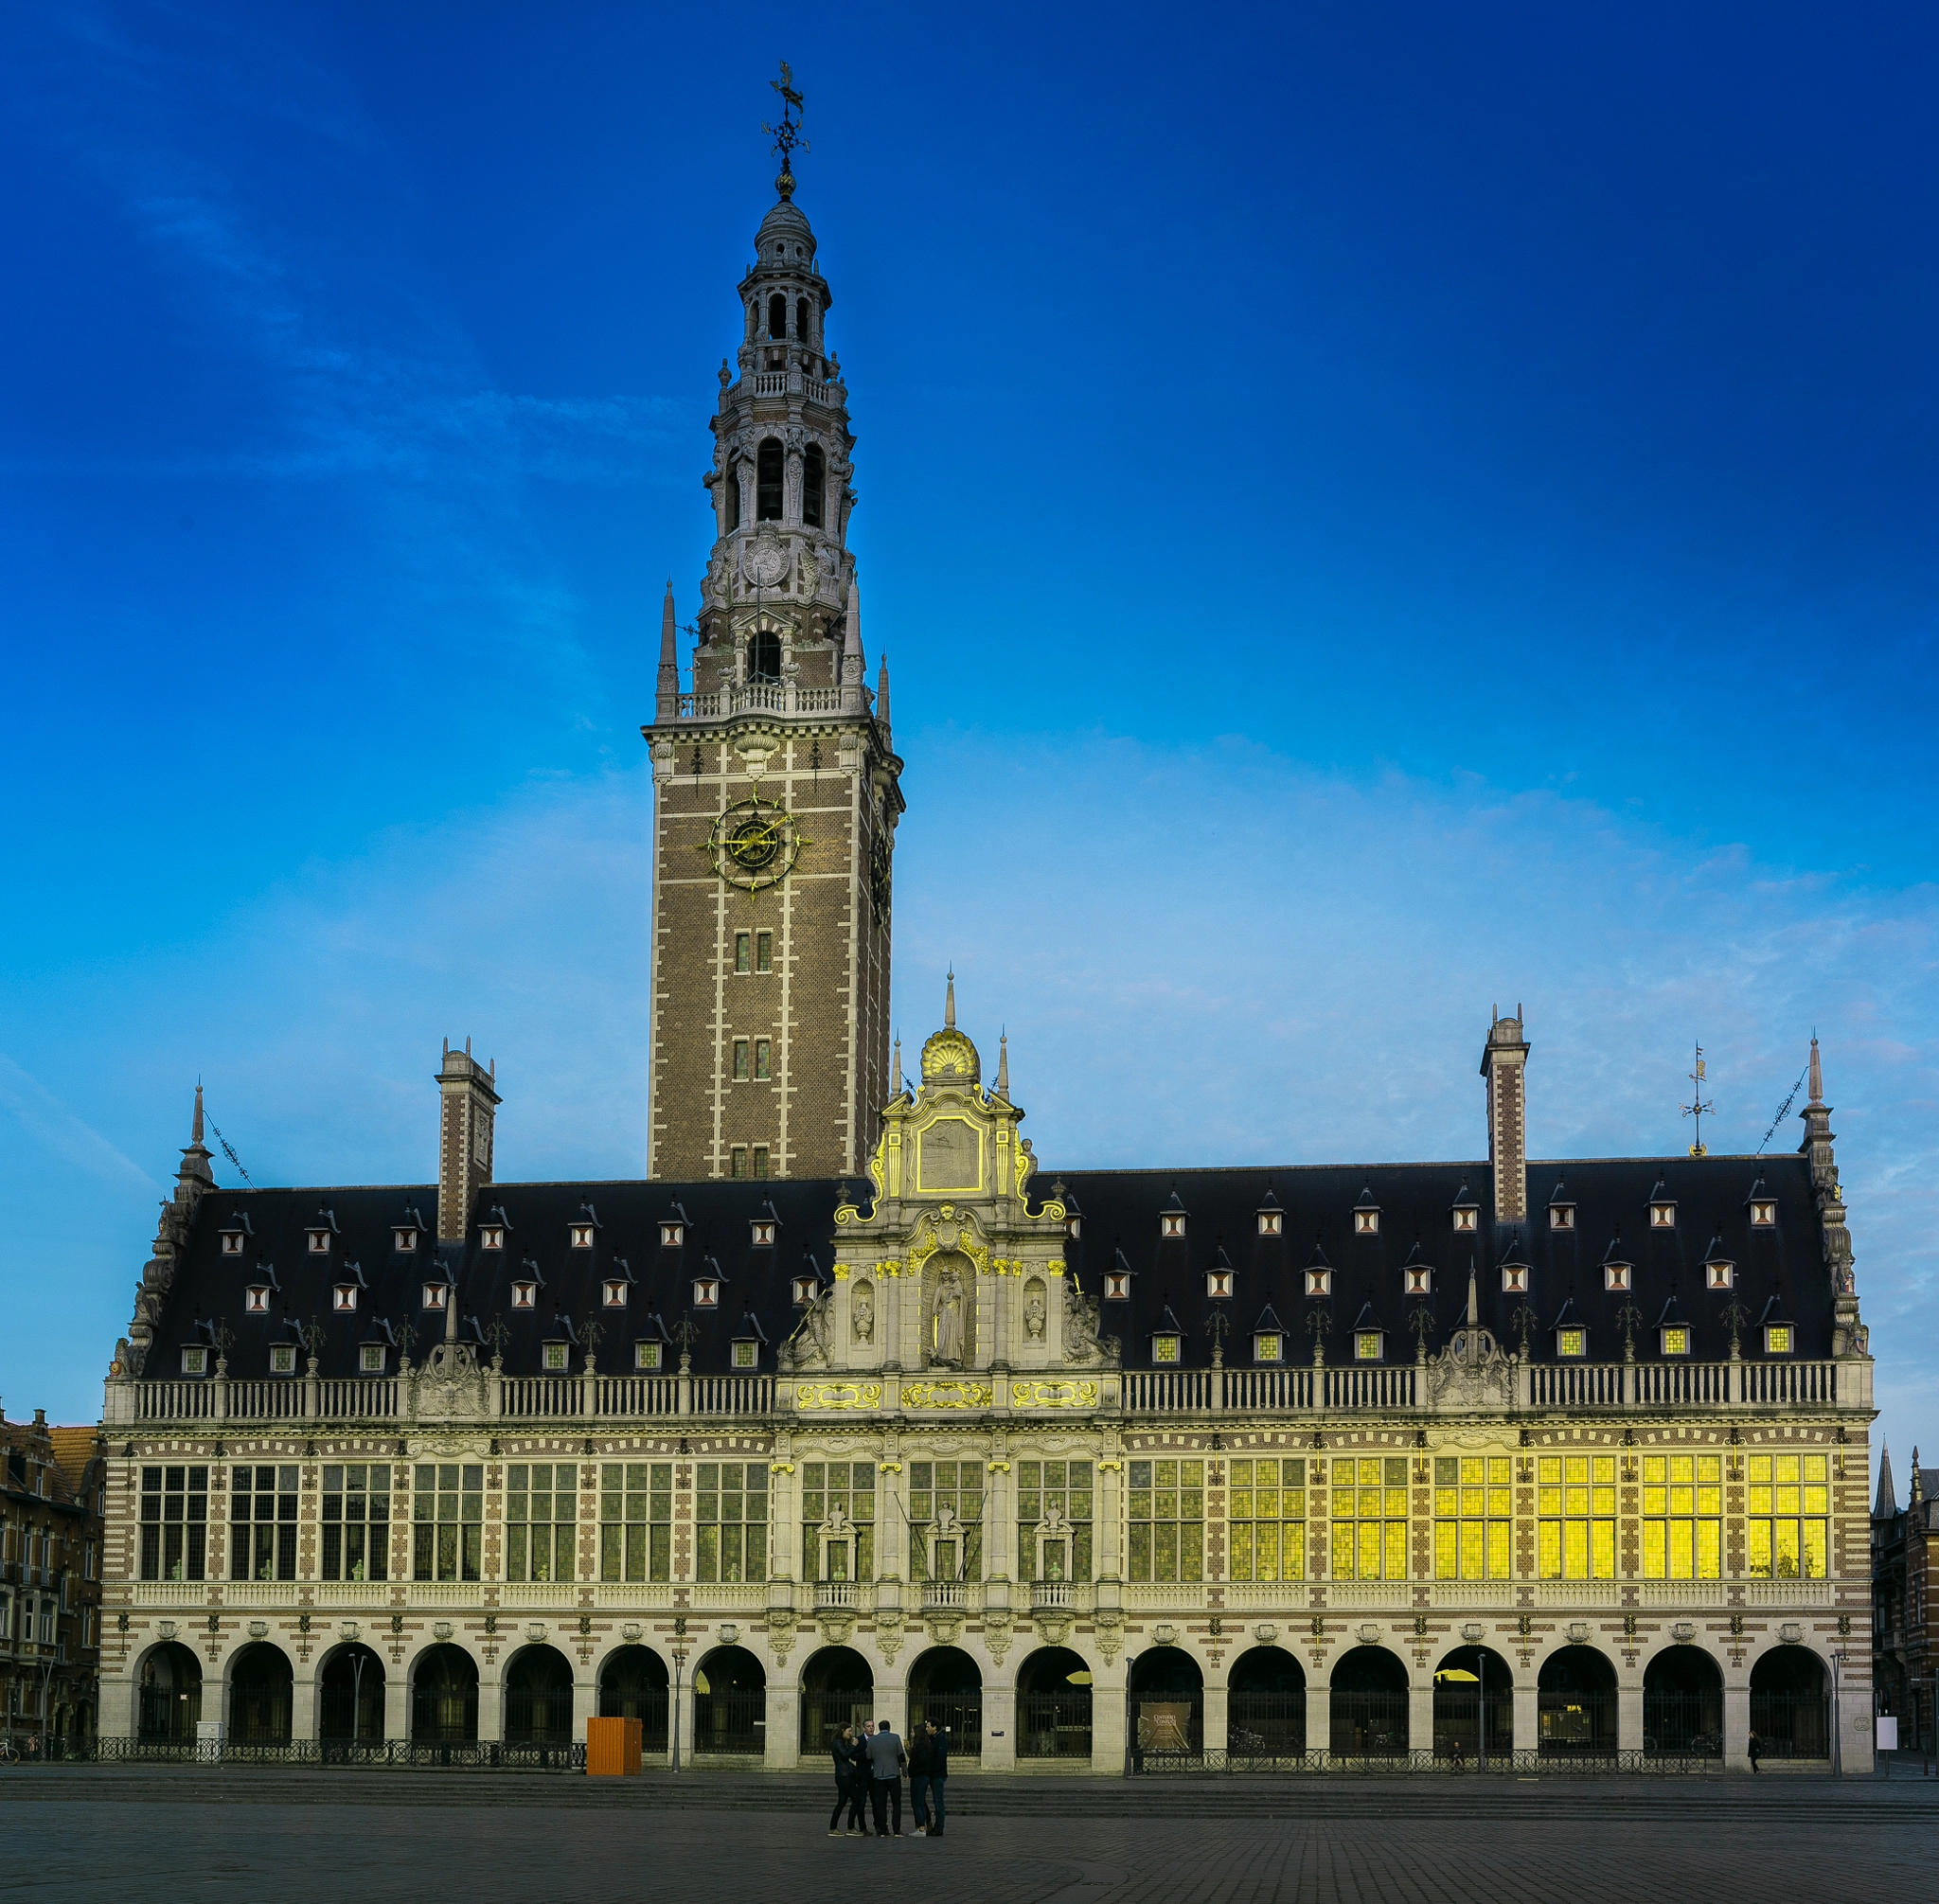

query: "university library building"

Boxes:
[98, 141, 1877, 1778]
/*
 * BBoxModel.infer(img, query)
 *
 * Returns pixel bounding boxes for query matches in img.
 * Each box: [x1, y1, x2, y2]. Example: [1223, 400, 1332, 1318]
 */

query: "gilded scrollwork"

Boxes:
[900, 1380, 993, 1410]
[795, 1381, 883, 1412]
[1011, 1379, 1101, 1410]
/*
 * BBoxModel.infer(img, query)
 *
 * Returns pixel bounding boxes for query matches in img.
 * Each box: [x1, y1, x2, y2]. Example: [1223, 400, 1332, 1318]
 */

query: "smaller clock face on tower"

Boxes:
[703, 795, 808, 892]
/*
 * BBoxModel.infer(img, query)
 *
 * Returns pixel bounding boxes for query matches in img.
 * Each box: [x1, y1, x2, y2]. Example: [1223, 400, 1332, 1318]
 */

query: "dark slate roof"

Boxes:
[144, 1152, 1831, 1379]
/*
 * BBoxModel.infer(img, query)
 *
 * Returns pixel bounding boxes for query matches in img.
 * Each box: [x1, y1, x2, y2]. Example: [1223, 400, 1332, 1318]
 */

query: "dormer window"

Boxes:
[660, 1221, 685, 1249]
[1354, 1209, 1379, 1236]
[1603, 1263, 1631, 1292]
[511, 1278, 539, 1309]
[1405, 1266, 1432, 1297]
[1452, 1205, 1479, 1233]
[1206, 1268, 1234, 1299]
[791, 1274, 818, 1307]
[634, 1341, 664, 1371]
[1257, 1209, 1282, 1237]
[1161, 1211, 1185, 1240]
[422, 1282, 449, 1311]
[1067, 1215, 1083, 1239]
[360, 1343, 387, 1372]
[751, 1219, 776, 1247]
[693, 1276, 720, 1309]
[1751, 1200, 1777, 1227]
[181, 1346, 208, 1376]
[732, 1340, 760, 1369]
[221, 1232, 246, 1257]
[332, 1284, 359, 1313]
[245, 1285, 272, 1314]
[271, 1343, 297, 1375]
[1501, 1264, 1528, 1294]
[1306, 1269, 1332, 1297]
[1556, 1327, 1587, 1359]
[1254, 1330, 1284, 1363]
[1354, 1328, 1384, 1361]
[1764, 1325, 1792, 1355]
[1105, 1266, 1133, 1300]
[1550, 1204, 1575, 1231]
[1706, 1260, 1735, 1290]
[480, 1225, 505, 1251]
[1150, 1331, 1181, 1363]
[307, 1229, 332, 1255]
[602, 1279, 630, 1308]
[543, 1342, 570, 1372]
[1649, 1201, 1676, 1229]
[1661, 1326, 1691, 1357]
[394, 1227, 418, 1255]
[569, 1223, 596, 1250]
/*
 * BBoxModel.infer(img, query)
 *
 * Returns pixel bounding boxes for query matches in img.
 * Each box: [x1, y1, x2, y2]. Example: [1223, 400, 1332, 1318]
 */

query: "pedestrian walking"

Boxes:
[1749, 1732, 1763, 1773]
[829, 1725, 869, 1836]
[908, 1720, 934, 1834]
[865, 1717, 907, 1838]
[923, 1720, 950, 1836]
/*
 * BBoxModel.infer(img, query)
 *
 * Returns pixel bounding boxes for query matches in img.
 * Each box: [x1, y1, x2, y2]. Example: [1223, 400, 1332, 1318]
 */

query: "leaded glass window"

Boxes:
[321, 1464, 390, 1581]
[1328, 1455, 1409, 1580]
[599, 1462, 673, 1581]
[139, 1466, 207, 1583]
[1537, 1454, 1615, 1580]
[1018, 1460, 1091, 1582]
[1227, 1456, 1307, 1582]
[1639, 1452, 1721, 1578]
[696, 1462, 767, 1583]
[1746, 1452, 1829, 1579]
[506, 1464, 579, 1584]
[230, 1465, 299, 1582]
[1433, 1455, 1512, 1580]
[910, 1461, 984, 1580]
[412, 1464, 483, 1582]
[803, 1461, 875, 1580]
[1128, 1458, 1201, 1583]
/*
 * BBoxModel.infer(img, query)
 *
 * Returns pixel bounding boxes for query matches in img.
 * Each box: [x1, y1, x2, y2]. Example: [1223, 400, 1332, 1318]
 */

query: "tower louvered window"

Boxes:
[803, 444, 825, 527]
[756, 438, 784, 521]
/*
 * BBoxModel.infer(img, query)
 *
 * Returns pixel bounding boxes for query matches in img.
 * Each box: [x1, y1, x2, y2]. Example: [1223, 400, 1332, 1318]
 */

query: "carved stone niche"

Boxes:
[922, 1250, 975, 1369]
[1036, 1610, 1076, 1648]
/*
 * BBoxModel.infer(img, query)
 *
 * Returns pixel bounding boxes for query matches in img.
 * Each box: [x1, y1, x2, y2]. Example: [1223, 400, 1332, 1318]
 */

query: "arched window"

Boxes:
[796, 296, 811, 343]
[756, 438, 784, 522]
[724, 462, 741, 531]
[768, 293, 787, 341]
[747, 630, 782, 682]
[803, 445, 825, 528]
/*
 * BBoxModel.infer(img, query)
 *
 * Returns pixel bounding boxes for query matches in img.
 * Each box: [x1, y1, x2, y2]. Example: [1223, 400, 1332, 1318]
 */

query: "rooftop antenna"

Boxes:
[1681, 1042, 1714, 1157]
[762, 61, 808, 200]
[1757, 1057, 1811, 1155]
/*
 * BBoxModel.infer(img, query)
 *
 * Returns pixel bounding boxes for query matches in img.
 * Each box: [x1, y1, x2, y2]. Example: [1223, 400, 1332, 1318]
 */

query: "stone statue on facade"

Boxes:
[930, 1268, 965, 1367]
[851, 1284, 875, 1343]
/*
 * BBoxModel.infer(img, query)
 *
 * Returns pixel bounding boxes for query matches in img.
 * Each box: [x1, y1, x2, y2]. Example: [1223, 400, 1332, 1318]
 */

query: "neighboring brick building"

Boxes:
[1872, 1446, 1936, 1751]
[1, 1407, 105, 1750]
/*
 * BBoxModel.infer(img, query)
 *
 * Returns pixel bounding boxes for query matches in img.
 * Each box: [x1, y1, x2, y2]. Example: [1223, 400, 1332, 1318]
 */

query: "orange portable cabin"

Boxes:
[586, 1716, 644, 1776]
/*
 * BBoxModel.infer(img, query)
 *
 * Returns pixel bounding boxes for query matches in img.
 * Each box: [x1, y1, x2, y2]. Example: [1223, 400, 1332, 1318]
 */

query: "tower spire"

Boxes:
[876, 656, 891, 731]
[945, 968, 956, 1028]
[841, 579, 864, 712]
[1807, 1034, 1824, 1108]
[656, 581, 679, 719]
[995, 1030, 1009, 1098]
[191, 1082, 205, 1148]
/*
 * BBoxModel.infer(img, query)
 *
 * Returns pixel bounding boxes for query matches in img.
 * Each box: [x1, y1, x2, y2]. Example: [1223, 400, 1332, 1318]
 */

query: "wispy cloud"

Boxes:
[0, 1054, 158, 1193]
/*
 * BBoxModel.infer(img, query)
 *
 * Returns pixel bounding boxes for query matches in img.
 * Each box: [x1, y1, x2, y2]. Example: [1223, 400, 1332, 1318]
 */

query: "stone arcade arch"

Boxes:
[798, 1644, 873, 1754]
[692, 1645, 766, 1758]
[317, 1642, 385, 1746]
[1228, 1645, 1307, 1757]
[1129, 1646, 1203, 1755]
[1328, 1646, 1408, 1762]
[1750, 1646, 1830, 1761]
[226, 1641, 294, 1746]
[1643, 1645, 1722, 1758]
[598, 1645, 668, 1751]
[504, 1644, 575, 1749]
[1431, 1645, 1513, 1765]
[411, 1643, 479, 1746]
[1016, 1646, 1092, 1762]
[1537, 1645, 1618, 1758]
[907, 1646, 982, 1759]
[136, 1641, 202, 1744]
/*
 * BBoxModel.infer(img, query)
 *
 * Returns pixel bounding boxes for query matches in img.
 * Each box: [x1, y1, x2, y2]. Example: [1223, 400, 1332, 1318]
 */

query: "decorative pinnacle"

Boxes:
[191, 1081, 205, 1147]
[995, 1031, 1010, 1099]
[945, 968, 956, 1029]
[762, 61, 809, 199]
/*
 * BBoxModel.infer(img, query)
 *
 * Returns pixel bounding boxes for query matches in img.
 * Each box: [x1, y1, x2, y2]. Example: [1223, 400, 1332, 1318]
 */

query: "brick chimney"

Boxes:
[1481, 1006, 1531, 1224]
[436, 1039, 500, 1242]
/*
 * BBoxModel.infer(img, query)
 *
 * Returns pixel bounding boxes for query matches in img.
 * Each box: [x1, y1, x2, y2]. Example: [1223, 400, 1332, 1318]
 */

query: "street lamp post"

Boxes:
[1830, 1652, 1842, 1778]
[670, 1617, 689, 1774]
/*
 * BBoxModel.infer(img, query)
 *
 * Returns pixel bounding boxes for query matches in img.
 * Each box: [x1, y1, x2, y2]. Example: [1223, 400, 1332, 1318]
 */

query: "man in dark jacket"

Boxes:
[911, 1719, 950, 1835]
[865, 1717, 907, 1838]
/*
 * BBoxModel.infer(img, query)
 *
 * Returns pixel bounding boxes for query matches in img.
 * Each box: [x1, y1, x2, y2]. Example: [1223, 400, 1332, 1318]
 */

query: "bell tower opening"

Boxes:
[747, 629, 782, 683]
[756, 438, 784, 522]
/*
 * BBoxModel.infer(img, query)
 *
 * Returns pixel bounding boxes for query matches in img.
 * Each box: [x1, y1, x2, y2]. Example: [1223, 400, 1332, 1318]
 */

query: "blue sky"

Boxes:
[1, 2, 1933, 1475]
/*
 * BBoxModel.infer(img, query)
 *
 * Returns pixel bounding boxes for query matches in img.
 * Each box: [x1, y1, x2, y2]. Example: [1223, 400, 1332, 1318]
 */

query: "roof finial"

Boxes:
[1807, 1034, 1824, 1108]
[945, 968, 956, 1029]
[762, 60, 808, 200]
[1681, 1041, 1714, 1157]
[191, 1081, 205, 1147]
[1467, 1260, 1479, 1329]
[876, 654, 891, 729]
[996, 1029, 1009, 1098]
[892, 1036, 902, 1097]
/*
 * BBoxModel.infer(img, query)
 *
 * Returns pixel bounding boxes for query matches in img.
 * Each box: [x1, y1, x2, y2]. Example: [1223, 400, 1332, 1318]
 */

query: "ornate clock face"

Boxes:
[705, 797, 806, 892]
[869, 827, 892, 926]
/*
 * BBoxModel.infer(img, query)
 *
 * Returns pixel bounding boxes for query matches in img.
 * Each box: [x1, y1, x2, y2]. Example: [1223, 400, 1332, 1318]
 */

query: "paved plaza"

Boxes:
[4, 1771, 1936, 1903]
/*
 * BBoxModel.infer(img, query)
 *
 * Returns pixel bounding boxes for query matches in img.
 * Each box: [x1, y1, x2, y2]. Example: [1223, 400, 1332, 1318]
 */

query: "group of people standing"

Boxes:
[828, 1718, 951, 1838]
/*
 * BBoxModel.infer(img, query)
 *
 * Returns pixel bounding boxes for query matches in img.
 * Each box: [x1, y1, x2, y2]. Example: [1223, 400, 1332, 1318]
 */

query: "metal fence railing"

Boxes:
[21, 1737, 587, 1770]
[1017, 1691, 1092, 1759]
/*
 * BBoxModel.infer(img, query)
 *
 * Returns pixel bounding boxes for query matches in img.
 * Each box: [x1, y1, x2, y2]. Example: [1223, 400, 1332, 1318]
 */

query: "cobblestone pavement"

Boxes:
[3, 1775, 1933, 1904]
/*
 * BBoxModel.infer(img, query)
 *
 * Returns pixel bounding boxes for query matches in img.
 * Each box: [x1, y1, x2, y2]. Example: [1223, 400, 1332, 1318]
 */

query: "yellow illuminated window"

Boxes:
[1765, 1326, 1792, 1355]
[1746, 1452, 1829, 1579]
[1640, 1452, 1721, 1578]
[1557, 1329, 1586, 1358]
[1228, 1458, 1307, 1583]
[1128, 1459, 1202, 1583]
[1662, 1326, 1690, 1356]
[1432, 1454, 1513, 1580]
[1354, 1332, 1383, 1361]
[1329, 1455, 1410, 1581]
[1152, 1335, 1180, 1363]
[1537, 1454, 1615, 1579]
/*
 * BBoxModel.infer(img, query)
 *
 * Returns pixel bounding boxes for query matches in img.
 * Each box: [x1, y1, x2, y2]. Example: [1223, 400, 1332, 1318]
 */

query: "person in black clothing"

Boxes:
[828, 1725, 869, 1836]
[925, 1721, 950, 1836]
[910, 1719, 950, 1835]
[908, 1723, 934, 1834]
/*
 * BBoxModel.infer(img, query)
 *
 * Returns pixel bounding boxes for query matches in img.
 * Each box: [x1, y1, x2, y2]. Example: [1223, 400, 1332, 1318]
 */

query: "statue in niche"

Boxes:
[852, 1283, 875, 1343]
[1023, 1281, 1047, 1341]
[930, 1267, 966, 1368]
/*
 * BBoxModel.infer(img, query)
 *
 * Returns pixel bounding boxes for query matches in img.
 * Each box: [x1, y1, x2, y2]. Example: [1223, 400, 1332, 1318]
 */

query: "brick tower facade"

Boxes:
[642, 148, 901, 1182]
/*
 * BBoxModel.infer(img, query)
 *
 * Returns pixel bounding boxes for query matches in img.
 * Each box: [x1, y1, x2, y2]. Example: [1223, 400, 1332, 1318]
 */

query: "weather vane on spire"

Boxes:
[763, 61, 809, 200]
[1681, 1041, 1715, 1156]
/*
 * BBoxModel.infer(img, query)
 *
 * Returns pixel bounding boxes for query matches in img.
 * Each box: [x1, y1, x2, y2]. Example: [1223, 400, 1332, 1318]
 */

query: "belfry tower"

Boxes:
[643, 69, 902, 1182]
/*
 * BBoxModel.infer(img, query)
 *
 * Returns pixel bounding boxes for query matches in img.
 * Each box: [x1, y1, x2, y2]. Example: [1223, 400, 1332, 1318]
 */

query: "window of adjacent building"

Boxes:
[139, 1465, 207, 1583]
[506, 1464, 578, 1584]
[733, 1039, 750, 1081]
[1640, 1452, 1720, 1579]
[696, 1462, 768, 1583]
[756, 436, 784, 521]
[803, 1461, 875, 1580]
[752, 1146, 771, 1180]
[753, 1039, 772, 1081]
[599, 1462, 672, 1581]
[1433, 1455, 1512, 1580]
[731, 1147, 749, 1179]
[910, 1461, 984, 1581]
[231, 1465, 299, 1582]
[321, 1464, 391, 1582]
[1328, 1456, 1409, 1581]
[412, 1464, 484, 1582]
[1018, 1460, 1092, 1582]
[1128, 1457, 1201, 1584]
[803, 444, 825, 528]
[1537, 1454, 1615, 1580]
[756, 931, 774, 973]
[1228, 1457, 1306, 1582]
[735, 932, 752, 973]
[1747, 1452, 1829, 1580]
